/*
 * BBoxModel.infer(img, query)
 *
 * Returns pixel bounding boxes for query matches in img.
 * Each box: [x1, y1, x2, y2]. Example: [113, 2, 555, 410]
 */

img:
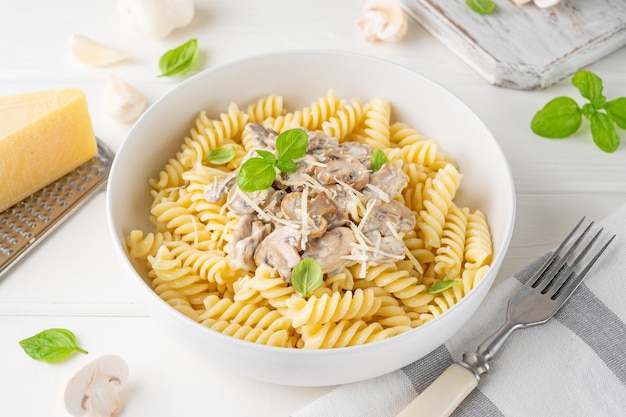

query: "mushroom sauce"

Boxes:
[203, 123, 419, 282]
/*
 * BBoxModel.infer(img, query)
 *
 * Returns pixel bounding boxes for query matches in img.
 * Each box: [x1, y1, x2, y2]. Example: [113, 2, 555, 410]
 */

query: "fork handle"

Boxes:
[396, 363, 478, 417]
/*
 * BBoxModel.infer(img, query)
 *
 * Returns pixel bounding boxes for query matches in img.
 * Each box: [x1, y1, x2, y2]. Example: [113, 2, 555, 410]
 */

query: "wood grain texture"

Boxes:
[401, 0, 626, 90]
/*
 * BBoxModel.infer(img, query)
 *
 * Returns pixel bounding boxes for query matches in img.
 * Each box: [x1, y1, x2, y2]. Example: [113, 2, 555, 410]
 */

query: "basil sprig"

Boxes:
[466, 0, 496, 15]
[370, 149, 388, 171]
[19, 328, 88, 363]
[531, 70, 626, 153]
[428, 279, 457, 294]
[159, 38, 199, 77]
[237, 128, 308, 192]
[291, 258, 323, 297]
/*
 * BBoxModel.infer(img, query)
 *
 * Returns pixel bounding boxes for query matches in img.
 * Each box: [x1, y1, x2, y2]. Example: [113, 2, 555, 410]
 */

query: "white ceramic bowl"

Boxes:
[106, 50, 515, 387]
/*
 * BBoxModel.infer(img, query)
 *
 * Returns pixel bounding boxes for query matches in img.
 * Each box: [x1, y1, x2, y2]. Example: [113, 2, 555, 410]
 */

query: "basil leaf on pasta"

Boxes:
[204, 146, 236, 165]
[371, 149, 388, 171]
[428, 279, 457, 294]
[237, 157, 276, 192]
[276, 128, 308, 161]
[291, 258, 323, 297]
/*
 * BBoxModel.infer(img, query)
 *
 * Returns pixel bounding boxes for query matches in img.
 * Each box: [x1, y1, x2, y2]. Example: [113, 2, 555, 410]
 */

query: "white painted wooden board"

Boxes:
[400, 0, 626, 90]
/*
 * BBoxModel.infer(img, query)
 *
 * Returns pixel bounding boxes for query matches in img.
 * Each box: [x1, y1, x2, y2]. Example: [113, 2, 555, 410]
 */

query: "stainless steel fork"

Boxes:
[396, 218, 615, 417]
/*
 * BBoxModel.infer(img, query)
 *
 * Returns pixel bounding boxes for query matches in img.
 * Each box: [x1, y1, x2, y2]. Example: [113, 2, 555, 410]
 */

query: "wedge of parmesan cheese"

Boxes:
[0, 88, 97, 212]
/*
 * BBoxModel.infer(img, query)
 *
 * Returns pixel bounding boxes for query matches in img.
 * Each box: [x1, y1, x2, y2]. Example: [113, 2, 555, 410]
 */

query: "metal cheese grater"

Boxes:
[0, 139, 115, 280]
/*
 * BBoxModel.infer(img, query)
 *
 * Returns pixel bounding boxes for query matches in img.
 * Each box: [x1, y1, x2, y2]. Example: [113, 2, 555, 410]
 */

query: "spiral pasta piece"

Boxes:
[434, 204, 470, 279]
[321, 98, 365, 141]
[202, 318, 293, 347]
[285, 288, 381, 328]
[347, 98, 392, 149]
[246, 94, 285, 123]
[300, 319, 396, 349]
[245, 264, 296, 309]
[464, 210, 493, 269]
[417, 163, 462, 248]
[126, 230, 174, 259]
[179, 103, 249, 167]
[265, 89, 342, 132]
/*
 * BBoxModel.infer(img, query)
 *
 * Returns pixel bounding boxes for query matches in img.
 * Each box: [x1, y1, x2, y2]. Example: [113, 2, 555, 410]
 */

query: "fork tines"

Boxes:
[529, 217, 616, 301]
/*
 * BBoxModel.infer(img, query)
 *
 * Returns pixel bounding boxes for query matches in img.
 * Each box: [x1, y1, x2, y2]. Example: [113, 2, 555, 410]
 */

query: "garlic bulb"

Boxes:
[358, 0, 408, 43]
[118, 0, 195, 39]
[69, 35, 131, 67]
[103, 75, 147, 124]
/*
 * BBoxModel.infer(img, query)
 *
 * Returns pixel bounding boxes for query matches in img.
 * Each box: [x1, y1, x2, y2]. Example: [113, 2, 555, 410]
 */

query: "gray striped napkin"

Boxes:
[292, 204, 626, 417]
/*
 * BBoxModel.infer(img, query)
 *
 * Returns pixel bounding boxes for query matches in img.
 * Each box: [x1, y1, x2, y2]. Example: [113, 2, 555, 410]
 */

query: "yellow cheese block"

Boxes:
[0, 88, 97, 212]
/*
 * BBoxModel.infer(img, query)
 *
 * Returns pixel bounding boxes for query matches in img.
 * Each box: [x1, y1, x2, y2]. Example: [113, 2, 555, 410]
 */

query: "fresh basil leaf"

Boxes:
[19, 328, 88, 363]
[531, 96, 582, 138]
[276, 129, 308, 161]
[291, 258, 323, 297]
[276, 158, 298, 173]
[256, 149, 277, 165]
[572, 70, 605, 107]
[371, 149, 388, 171]
[159, 38, 199, 77]
[237, 157, 276, 192]
[590, 112, 620, 153]
[605, 97, 626, 129]
[428, 279, 457, 294]
[466, 0, 496, 15]
[204, 146, 236, 165]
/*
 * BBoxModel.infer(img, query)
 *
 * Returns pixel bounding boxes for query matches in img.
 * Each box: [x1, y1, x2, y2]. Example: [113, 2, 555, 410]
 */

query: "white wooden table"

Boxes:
[1, 1, 625, 416]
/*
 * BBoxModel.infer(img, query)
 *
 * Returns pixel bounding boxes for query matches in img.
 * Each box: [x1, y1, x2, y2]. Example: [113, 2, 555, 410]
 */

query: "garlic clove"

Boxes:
[511, 0, 533, 5]
[69, 35, 131, 67]
[358, 0, 408, 43]
[103, 75, 147, 124]
[118, 0, 195, 40]
[533, 0, 561, 8]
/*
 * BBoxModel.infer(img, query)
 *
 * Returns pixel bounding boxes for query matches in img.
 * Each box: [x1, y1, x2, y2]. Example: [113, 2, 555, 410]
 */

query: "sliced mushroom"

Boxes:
[361, 198, 416, 237]
[226, 186, 272, 215]
[245, 122, 278, 150]
[280, 191, 337, 238]
[303, 227, 355, 274]
[340, 141, 372, 167]
[315, 149, 370, 190]
[306, 130, 339, 152]
[229, 214, 268, 272]
[277, 153, 320, 190]
[263, 188, 286, 217]
[362, 230, 406, 264]
[254, 226, 301, 280]
[368, 162, 408, 199]
[203, 171, 237, 203]
[64, 355, 129, 417]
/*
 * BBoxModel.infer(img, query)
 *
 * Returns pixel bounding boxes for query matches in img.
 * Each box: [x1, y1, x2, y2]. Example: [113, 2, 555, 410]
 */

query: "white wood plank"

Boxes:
[401, 0, 626, 89]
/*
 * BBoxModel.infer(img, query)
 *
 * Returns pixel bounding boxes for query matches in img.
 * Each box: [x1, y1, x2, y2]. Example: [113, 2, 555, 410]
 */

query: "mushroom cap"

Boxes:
[64, 355, 129, 417]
